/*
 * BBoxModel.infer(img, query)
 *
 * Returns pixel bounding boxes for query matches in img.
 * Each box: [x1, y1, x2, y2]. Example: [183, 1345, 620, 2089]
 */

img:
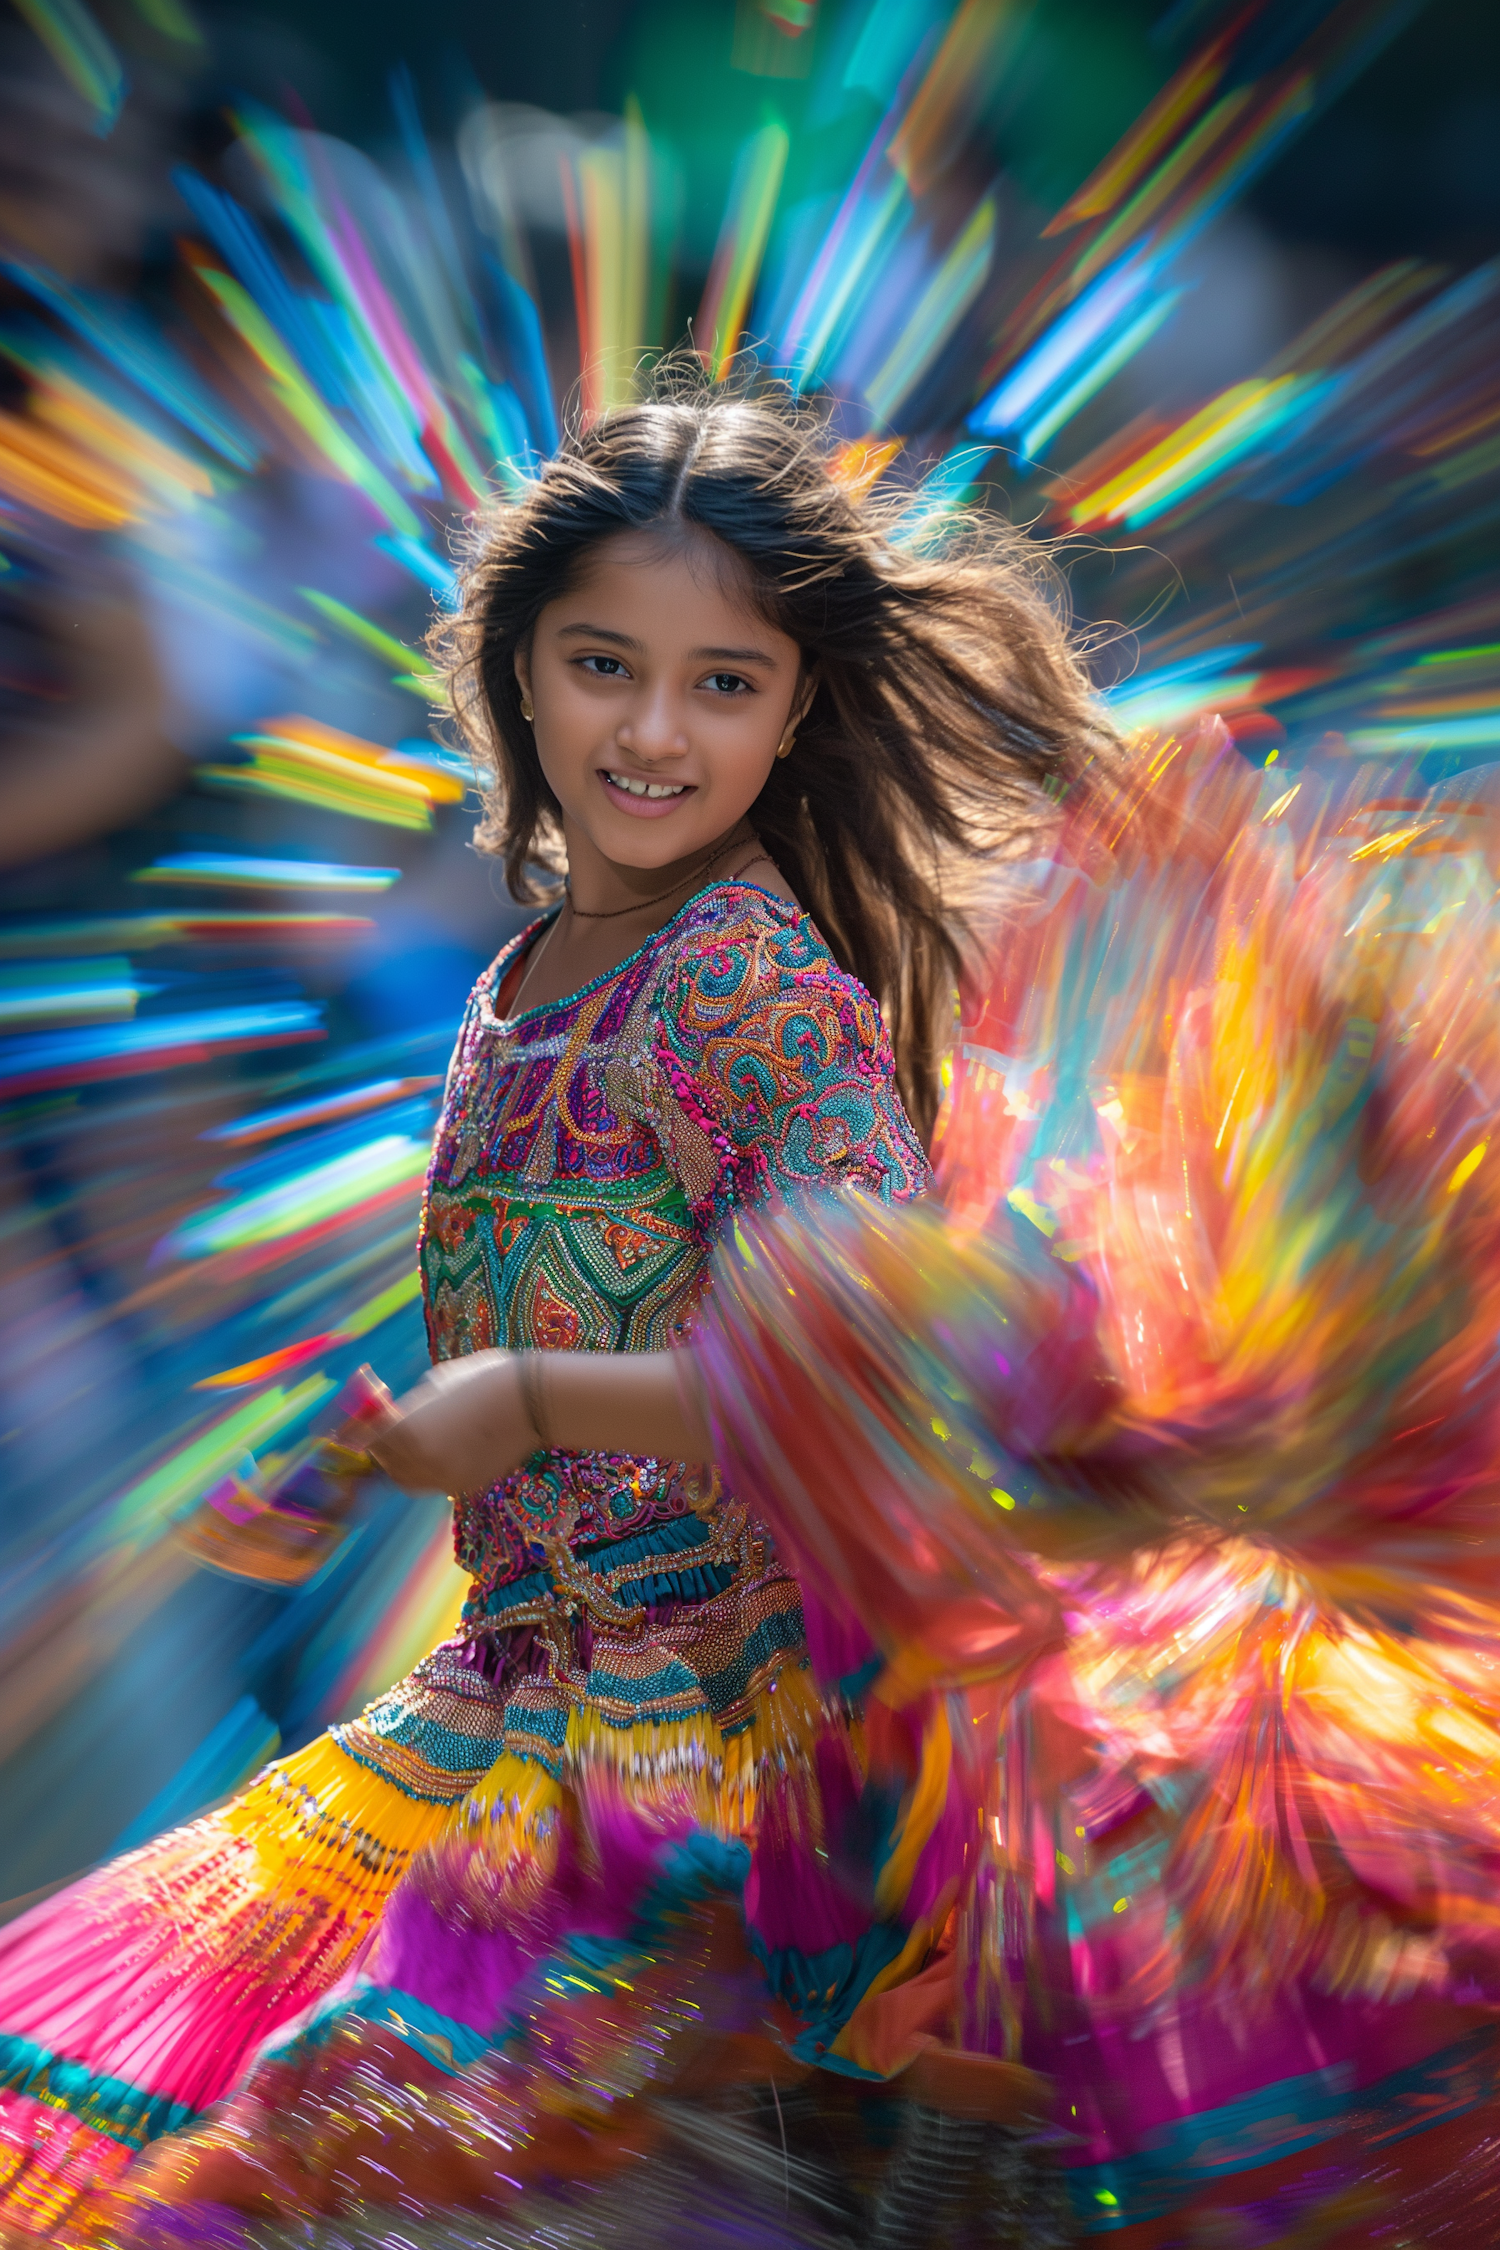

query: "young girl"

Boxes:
[0, 379, 1102, 2245]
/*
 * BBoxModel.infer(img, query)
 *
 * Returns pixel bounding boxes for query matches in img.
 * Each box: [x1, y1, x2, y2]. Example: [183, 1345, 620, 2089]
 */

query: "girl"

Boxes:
[0, 376, 1101, 2246]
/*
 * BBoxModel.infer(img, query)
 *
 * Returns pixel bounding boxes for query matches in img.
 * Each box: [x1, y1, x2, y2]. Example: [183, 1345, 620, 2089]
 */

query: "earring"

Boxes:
[775, 729, 796, 761]
[519, 694, 535, 722]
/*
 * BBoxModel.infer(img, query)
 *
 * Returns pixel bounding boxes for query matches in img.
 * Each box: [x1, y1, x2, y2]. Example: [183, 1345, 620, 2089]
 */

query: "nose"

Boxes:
[614, 680, 687, 763]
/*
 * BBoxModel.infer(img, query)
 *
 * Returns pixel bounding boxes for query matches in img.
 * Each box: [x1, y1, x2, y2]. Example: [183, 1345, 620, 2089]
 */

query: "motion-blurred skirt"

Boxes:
[0, 1521, 972, 2242]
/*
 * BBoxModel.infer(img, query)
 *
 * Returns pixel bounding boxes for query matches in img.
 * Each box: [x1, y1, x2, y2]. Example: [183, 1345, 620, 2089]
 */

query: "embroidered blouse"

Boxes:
[418, 880, 929, 1619]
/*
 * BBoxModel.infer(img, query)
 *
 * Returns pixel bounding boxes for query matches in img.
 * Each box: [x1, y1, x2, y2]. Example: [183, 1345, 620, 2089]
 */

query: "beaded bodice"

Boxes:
[419, 881, 928, 1600]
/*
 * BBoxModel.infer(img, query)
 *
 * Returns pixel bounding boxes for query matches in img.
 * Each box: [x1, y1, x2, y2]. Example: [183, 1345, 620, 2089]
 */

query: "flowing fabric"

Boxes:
[695, 725, 1500, 2236]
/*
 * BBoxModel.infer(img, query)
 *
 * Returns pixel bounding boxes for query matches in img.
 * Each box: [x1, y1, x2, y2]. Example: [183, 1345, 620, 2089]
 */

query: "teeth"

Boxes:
[607, 772, 687, 799]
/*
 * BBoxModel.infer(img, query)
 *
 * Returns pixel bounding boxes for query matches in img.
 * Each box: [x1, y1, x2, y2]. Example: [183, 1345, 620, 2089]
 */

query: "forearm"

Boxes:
[533, 1347, 711, 1461]
[367, 1343, 714, 1499]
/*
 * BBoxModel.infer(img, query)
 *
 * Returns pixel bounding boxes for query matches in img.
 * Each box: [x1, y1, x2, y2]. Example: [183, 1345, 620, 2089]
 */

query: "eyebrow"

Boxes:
[556, 623, 641, 649]
[555, 622, 777, 665]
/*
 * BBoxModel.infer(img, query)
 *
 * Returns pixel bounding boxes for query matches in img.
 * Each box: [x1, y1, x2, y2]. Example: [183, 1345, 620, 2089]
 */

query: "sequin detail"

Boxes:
[420, 881, 928, 1596]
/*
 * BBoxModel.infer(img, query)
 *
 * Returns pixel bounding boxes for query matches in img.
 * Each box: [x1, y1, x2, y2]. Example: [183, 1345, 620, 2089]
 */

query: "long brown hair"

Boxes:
[437, 364, 1114, 1141]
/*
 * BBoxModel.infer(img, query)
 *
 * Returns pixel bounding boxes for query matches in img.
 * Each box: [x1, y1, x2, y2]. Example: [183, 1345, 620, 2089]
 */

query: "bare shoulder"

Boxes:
[714, 846, 796, 907]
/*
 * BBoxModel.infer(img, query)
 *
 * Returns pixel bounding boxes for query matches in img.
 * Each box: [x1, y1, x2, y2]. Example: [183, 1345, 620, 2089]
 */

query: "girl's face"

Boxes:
[515, 528, 804, 872]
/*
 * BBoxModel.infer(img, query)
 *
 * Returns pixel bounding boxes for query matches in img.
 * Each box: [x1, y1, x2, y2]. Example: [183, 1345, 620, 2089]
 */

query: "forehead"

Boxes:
[552, 525, 774, 630]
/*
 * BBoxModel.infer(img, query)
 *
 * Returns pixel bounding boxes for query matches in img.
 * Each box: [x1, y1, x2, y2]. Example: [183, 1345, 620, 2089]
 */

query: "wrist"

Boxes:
[517, 1351, 552, 1452]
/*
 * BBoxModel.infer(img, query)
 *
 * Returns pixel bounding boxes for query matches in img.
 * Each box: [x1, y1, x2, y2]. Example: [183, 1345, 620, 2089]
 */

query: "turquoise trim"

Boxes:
[500, 1698, 570, 1745]
[583, 1655, 709, 1726]
[1068, 2022, 1500, 2232]
[577, 1513, 714, 1570]
[353, 1988, 493, 2078]
[328, 1725, 478, 1804]
[261, 1981, 494, 2081]
[748, 1924, 915, 2076]
[617, 1558, 738, 1606]
[467, 1513, 730, 1625]
[553, 1833, 754, 1996]
[491, 881, 804, 1031]
[0, 2031, 198, 2149]
[468, 1564, 553, 1618]
[702, 1608, 806, 1726]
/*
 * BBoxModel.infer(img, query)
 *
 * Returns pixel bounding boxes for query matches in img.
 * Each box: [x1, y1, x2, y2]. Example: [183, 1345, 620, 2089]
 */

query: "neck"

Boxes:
[561, 819, 754, 918]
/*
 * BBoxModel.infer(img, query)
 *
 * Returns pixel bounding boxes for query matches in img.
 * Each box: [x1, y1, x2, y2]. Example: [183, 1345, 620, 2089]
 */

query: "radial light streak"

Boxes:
[1, 353, 217, 521]
[1043, 40, 1229, 232]
[194, 1272, 423, 1389]
[164, 1133, 431, 1260]
[11, 0, 124, 129]
[132, 856, 402, 892]
[298, 589, 444, 698]
[864, 197, 994, 428]
[1020, 292, 1184, 461]
[1347, 717, 1500, 755]
[575, 98, 653, 417]
[1068, 376, 1322, 529]
[199, 719, 462, 828]
[777, 40, 923, 377]
[0, 405, 141, 528]
[697, 121, 791, 380]
[886, 0, 1021, 199]
[203, 1077, 442, 1147]
[185, 247, 424, 538]
[0, 960, 149, 1029]
[972, 2, 1416, 412]
[373, 533, 460, 602]
[0, 1004, 324, 1096]
[0, 914, 375, 952]
[8, 265, 257, 466]
[971, 254, 1166, 437]
[105, 1376, 336, 1544]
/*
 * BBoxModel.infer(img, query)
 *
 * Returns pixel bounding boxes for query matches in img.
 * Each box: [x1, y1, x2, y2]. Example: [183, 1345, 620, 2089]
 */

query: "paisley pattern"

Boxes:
[0, 883, 938, 2245]
[419, 879, 928, 1599]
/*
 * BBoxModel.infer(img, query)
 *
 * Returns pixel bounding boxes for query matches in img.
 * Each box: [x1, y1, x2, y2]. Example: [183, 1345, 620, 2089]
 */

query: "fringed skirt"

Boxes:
[0, 1516, 976, 2243]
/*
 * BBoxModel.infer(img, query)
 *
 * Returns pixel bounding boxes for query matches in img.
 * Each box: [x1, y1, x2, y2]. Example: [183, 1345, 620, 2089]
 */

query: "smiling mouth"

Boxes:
[603, 770, 690, 799]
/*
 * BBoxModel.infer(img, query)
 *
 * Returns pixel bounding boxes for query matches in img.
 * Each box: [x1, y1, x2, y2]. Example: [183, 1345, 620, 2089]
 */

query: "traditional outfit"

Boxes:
[0, 881, 962, 2246]
[8, 731, 1500, 2250]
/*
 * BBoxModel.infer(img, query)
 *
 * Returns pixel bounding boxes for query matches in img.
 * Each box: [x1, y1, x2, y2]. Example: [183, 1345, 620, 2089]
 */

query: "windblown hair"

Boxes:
[438, 366, 1115, 1142]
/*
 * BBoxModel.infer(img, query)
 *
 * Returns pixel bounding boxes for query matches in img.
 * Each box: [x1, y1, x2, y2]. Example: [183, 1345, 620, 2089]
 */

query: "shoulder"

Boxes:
[654, 882, 871, 1040]
[647, 882, 930, 1206]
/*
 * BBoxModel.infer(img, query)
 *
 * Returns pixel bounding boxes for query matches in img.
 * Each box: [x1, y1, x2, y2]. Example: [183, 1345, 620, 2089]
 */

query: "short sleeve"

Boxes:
[650, 893, 930, 1230]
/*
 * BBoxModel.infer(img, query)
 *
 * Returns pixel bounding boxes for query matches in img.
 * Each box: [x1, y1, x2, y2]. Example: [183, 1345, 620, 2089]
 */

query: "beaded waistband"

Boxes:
[459, 1507, 760, 1638]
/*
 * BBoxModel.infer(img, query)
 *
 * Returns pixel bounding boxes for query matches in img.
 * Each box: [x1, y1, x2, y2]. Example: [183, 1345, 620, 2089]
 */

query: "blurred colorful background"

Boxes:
[1, 0, 1497, 1903]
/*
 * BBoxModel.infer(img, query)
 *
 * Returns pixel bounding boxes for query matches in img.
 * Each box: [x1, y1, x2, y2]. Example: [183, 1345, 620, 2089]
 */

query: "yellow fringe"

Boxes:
[437, 1748, 564, 1836]
[222, 1731, 454, 1890]
[430, 1661, 839, 1855]
[568, 1660, 835, 1836]
[875, 1697, 952, 1917]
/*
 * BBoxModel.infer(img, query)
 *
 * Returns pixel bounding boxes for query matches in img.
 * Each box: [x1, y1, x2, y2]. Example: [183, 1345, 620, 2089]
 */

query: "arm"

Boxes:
[374, 910, 926, 1498]
[368, 1345, 710, 1497]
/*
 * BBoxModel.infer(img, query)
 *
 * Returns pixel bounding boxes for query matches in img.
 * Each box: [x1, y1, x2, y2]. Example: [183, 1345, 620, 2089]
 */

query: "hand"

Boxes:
[366, 1350, 536, 1497]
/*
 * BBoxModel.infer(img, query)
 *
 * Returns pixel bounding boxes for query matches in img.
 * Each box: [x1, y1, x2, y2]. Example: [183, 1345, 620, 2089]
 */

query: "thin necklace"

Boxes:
[565, 826, 752, 920]
[506, 908, 561, 1017]
[507, 832, 774, 1017]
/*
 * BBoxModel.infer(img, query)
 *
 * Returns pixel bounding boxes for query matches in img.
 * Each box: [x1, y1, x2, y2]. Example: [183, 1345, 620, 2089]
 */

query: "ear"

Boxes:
[514, 646, 533, 702]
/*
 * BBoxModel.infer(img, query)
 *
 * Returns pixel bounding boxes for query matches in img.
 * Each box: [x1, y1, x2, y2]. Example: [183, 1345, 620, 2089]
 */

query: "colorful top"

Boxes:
[418, 880, 928, 1643]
